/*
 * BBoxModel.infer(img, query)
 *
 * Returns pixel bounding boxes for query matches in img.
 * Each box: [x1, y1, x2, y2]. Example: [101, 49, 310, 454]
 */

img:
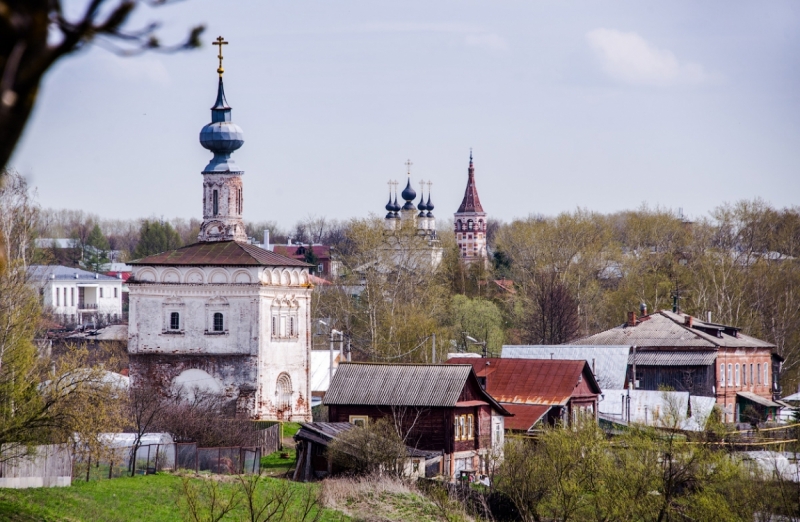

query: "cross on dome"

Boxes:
[213, 36, 228, 77]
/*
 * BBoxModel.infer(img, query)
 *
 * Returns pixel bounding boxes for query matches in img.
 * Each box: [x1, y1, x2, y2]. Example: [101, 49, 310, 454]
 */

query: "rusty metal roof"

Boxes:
[571, 311, 774, 349]
[130, 241, 310, 267]
[447, 358, 600, 406]
[628, 351, 717, 366]
[456, 155, 485, 214]
[324, 363, 510, 414]
[502, 404, 551, 432]
[502, 345, 630, 390]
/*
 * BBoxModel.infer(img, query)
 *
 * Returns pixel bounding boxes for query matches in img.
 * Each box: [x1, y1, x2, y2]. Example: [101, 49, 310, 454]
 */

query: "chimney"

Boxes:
[684, 315, 693, 327]
[627, 311, 637, 327]
[707, 311, 712, 323]
[263, 230, 270, 251]
[640, 302, 647, 316]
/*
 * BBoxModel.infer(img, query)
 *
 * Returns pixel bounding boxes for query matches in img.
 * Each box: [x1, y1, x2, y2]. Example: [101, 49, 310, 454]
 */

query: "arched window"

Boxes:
[170, 312, 180, 330]
[727, 364, 732, 385]
[276, 374, 292, 410]
[213, 312, 224, 332]
[735, 364, 740, 386]
[212, 190, 219, 216]
[720, 364, 725, 387]
[468, 220, 474, 230]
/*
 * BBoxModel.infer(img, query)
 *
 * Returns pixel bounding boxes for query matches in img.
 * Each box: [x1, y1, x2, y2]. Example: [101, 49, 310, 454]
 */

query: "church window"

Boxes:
[276, 374, 292, 410]
[280, 316, 286, 337]
[289, 316, 295, 337]
[170, 312, 180, 330]
[212, 190, 219, 216]
[468, 220, 474, 230]
[272, 315, 277, 337]
[213, 312, 224, 332]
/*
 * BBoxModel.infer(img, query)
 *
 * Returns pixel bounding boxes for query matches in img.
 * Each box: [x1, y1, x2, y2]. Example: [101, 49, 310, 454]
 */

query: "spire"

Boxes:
[457, 149, 484, 214]
[426, 181, 434, 217]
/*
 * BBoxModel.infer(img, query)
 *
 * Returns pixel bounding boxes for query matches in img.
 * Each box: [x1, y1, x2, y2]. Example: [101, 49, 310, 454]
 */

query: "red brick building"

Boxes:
[448, 357, 601, 432]
[572, 310, 779, 423]
[323, 363, 511, 477]
[272, 244, 335, 278]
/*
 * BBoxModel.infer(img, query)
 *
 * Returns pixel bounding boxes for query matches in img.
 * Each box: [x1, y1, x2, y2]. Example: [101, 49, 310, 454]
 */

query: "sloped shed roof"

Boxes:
[501, 404, 551, 432]
[628, 351, 717, 366]
[130, 241, 310, 267]
[323, 363, 508, 414]
[448, 358, 600, 406]
[502, 345, 630, 390]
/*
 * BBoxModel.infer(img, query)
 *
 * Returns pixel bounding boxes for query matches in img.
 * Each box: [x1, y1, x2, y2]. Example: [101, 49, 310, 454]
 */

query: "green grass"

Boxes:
[260, 447, 297, 476]
[281, 422, 302, 439]
[0, 473, 346, 522]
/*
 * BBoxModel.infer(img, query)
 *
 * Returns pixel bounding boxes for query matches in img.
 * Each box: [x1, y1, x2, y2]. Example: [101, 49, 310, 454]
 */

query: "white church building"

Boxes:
[127, 45, 313, 421]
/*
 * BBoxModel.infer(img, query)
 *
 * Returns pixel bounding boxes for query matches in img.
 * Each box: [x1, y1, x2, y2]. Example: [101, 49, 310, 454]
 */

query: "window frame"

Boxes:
[349, 415, 368, 428]
[720, 363, 725, 387]
[467, 414, 474, 440]
[169, 312, 180, 331]
[735, 364, 740, 386]
[213, 312, 224, 332]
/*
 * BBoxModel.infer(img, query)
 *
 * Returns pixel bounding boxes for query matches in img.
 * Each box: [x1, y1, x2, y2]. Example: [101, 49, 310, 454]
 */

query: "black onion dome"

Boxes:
[401, 178, 416, 201]
[391, 195, 401, 213]
[426, 193, 434, 217]
[385, 195, 394, 212]
[417, 192, 427, 211]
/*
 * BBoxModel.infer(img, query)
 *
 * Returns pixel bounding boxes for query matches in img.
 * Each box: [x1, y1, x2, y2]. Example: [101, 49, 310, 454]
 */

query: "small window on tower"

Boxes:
[213, 312, 224, 332]
[213, 190, 219, 216]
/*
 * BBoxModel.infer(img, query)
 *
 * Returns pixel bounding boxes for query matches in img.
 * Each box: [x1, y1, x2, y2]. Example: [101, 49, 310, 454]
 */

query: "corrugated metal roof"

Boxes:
[294, 422, 440, 458]
[502, 345, 630, 390]
[323, 363, 474, 407]
[737, 391, 782, 409]
[130, 241, 310, 267]
[628, 351, 717, 366]
[571, 311, 774, 349]
[599, 389, 716, 431]
[28, 265, 120, 282]
[447, 358, 600, 406]
[502, 404, 550, 432]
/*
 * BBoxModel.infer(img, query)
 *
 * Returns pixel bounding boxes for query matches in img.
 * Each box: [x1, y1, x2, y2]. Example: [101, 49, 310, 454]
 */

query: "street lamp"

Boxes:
[319, 320, 344, 385]
[464, 334, 488, 358]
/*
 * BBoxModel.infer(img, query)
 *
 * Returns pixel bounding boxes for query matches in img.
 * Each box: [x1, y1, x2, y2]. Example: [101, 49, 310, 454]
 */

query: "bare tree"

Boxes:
[0, 0, 204, 170]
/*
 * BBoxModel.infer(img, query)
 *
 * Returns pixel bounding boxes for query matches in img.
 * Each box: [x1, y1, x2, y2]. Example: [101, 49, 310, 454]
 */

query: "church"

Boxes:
[127, 40, 313, 421]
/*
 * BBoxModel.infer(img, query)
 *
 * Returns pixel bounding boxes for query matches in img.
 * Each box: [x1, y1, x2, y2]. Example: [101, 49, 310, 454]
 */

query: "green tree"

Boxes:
[302, 245, 319, 274]
[83, 223, 110, 272]
[132, 220, 182, 259]
[450, 295, 504, 356]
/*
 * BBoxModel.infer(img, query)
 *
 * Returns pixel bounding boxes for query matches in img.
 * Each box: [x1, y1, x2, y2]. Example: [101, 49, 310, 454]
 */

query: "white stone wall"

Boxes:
[128, 264, 312, 421]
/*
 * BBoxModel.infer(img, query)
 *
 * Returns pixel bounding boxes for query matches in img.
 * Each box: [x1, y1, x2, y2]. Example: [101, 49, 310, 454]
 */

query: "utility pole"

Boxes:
[432, 333, 436, 363]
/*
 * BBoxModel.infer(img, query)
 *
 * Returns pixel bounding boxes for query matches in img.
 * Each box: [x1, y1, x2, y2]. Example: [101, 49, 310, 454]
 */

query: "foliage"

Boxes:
[83, 223, 111, 272]
[132, 219, 183, 259]
[327, 417, 408, 477]
[449, 295, 504, 356]
[495, 421, 766, 522]
[0, 169, 39, 267]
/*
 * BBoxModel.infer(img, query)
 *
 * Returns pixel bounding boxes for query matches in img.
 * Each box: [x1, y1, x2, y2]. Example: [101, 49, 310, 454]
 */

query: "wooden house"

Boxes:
[322, 363, 511, 477]
[447, 357, 601, 432]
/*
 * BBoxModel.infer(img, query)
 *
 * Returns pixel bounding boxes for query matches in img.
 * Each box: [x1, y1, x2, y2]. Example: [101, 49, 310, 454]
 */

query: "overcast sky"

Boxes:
[10, 1, 800, 228]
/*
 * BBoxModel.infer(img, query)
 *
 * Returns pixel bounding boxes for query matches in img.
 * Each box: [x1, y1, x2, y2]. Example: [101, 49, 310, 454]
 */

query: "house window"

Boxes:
[750, 364, 754, 386]
[99, 287, 104, 298]
[720, 364, 725, 387]
[212, 190, 219, 216]
[71, 288, 75, 306]
[318, 264, 324, 274]
[213, 312, 224, 332]
[757, 364, 761, 384]
[735, 364, 740, 386]
[467, 414, 474, 440]
[743, 364, 747, 386]
[494, 423, 501, 445]
[114, 288, 118, 298]
[454, 415, 472, 441]
[728, 364, 732, 385]
[765, 364, 769, 387]
[349, 415, 368, 428]
[412, 459, 421, 474]
[170, 312, 180, 330]
[56, 288, 60, 306]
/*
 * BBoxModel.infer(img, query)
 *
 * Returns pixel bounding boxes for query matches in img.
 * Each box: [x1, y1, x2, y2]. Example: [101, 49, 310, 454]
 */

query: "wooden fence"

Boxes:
[0, 444, 72, 488]
[256, 424, 281, 456]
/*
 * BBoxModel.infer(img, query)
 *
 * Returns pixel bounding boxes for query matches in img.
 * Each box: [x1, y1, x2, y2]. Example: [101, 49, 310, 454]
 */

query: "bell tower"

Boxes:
[454, 150, 488, 265]
[198, 37, 247, 243]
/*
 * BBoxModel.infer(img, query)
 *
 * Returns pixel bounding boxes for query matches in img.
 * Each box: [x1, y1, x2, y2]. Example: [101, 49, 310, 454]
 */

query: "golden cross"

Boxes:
[213, 36, 229, 77]
[405, 159, 413, 175]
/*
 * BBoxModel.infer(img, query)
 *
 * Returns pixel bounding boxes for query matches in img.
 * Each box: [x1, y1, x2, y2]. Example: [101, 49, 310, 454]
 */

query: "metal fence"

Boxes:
[72, 443, 261, 481]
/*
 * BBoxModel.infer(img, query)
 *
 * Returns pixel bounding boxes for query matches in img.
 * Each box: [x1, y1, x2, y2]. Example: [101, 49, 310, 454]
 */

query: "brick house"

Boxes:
[572, 310, 780, 423]
[448, 357, 601, 432]
[272, 244, 336, 278]
[323, 363, 511, 477]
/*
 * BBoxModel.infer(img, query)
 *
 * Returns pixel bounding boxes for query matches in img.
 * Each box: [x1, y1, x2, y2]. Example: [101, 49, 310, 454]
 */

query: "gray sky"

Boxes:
[10, 1, 800, 227]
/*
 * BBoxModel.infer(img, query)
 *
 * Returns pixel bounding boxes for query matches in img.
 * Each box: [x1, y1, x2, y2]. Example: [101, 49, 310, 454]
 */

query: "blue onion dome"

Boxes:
[385, 194, 394, 212]
[426, 193, 434, 217]
[417, 191, 427, 211]
[401, 178, 416, 201]
[391, 195, 401, 213]
[199, 78, 244, 172]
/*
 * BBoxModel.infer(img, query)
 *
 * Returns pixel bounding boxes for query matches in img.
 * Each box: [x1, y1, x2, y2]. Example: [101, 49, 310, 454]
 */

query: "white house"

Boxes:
[28, 265, 123, 326]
